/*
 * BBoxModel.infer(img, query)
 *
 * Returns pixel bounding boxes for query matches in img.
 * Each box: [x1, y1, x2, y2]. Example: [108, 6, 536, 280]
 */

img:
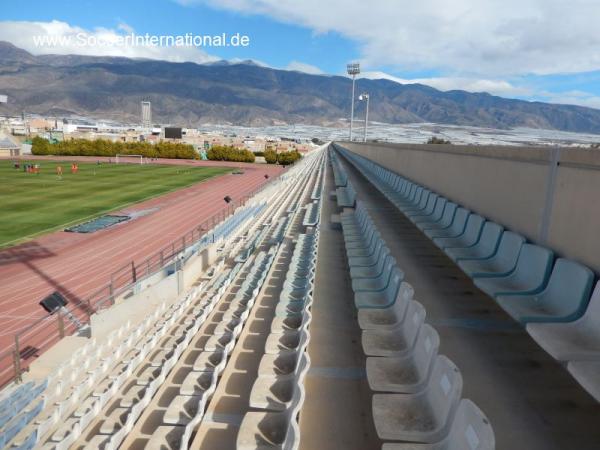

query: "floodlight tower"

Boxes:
[346, 63, 360, 141]
[359, 93, 370, 142]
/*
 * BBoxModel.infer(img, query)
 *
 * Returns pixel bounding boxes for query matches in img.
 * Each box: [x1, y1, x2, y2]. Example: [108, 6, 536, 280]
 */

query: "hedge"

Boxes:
[206, 145, 255, 163]
[31, 137, 198, 159]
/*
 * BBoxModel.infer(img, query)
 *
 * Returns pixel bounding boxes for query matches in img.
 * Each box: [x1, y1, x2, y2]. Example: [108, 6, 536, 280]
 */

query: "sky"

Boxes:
[1, 0, 600, 109]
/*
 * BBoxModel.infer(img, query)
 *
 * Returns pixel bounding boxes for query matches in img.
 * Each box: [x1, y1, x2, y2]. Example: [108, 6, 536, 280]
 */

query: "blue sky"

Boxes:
[2, 0, 600, 109]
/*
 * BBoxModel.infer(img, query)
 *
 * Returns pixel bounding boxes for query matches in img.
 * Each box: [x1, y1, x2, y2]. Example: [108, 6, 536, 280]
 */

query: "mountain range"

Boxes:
[1, 41, 600, 133]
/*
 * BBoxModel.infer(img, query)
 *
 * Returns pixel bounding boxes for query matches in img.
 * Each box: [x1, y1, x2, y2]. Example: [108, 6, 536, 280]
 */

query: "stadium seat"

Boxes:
[351, 257, 397, 292]
[567, 361, 600, 402]
[354, 267, 405, 309]
[372, 355, 463, 442]
[445, 222, 504, 262]
[237, 375, 305, 450]
[381, 399, 495, 450]
[433, 214, 485, 250]
[350, 249, 393, 279]
[410, 197, 447, 225]
[496, 259, 594, 323]
[361, 301, 425, 356]
[417, 202, 458, 232]
[403, 190, 434, 215]
[457, 231, 525, 278]
[357, 282, 414, 330]
[406, 193, 439, 219]
[526, 281, 600, 361]
[425, 208, 471, 240]
[366, 324, 440, 393]
[473, 244, 554, 298]
[249, 354, 310, 411]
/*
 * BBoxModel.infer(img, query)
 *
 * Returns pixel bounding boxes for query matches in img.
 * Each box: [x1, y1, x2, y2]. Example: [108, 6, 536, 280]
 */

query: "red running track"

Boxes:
[0, 157, 284, 375]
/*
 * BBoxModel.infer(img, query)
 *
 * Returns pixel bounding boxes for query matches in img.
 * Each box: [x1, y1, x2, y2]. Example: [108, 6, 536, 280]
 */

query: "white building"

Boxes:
[141, 101, 152, 129]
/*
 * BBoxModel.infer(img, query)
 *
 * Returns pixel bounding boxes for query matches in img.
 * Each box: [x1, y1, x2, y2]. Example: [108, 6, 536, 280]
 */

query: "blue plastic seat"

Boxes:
[445, 222, 503, 262]
[433, 214, 485, 250]
[526, 281, 600, 361]
[458, 231, 525, 278]
[403, 190, 433, 215]
[474, 244, 554, 298]
[496, 259, 594, 323]
[417, 202, 458, 232]
[425, 208, 470, 240]
[406, 193, 439, 218]
[408, 195, 448, 224]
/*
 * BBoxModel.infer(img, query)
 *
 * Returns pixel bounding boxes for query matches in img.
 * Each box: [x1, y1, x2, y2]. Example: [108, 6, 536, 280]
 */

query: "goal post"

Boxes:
[115, 154, 145, 165]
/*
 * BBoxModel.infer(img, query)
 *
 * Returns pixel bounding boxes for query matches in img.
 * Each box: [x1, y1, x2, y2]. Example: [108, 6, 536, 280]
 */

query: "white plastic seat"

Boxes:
[382, 399, 495, 450]
[357, 282, 414, 330]
[362, 301, 426, 357]
[367, 324, 440, 393]
[372, 355, 463, 442]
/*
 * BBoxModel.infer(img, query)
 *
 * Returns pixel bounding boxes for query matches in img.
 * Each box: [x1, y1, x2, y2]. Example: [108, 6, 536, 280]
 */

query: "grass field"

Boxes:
[0, 160, 230, 247]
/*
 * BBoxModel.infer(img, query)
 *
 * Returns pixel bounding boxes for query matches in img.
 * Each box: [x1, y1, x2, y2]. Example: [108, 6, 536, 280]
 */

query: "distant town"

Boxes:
[0, 99, 319, 159]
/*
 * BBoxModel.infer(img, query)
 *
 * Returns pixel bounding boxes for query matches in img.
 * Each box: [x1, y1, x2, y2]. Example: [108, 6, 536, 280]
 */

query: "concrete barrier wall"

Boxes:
[337, 141, 600, 274]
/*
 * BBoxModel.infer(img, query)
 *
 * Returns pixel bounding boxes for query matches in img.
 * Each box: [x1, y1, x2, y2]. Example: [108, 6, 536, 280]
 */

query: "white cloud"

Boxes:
[0, 20, 219, 63]
[360, 71, 531, 97]
[180, 0, 600, 77]
[285, 61, 323, 74]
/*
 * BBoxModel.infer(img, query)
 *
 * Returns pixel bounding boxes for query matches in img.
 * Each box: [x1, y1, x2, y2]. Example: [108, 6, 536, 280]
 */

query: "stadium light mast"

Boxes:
[346, 63, 360, 141]
[359, 93, 369, 143]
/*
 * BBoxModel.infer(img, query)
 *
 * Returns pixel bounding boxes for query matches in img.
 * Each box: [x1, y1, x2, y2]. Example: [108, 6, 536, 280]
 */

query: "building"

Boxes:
[0, 95, 7, 104]
[141, 101, 152, 129]
[0, 134, 20, 157]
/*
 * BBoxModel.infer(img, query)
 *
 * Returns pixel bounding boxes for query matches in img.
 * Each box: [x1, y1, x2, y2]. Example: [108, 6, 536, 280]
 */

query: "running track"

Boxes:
[0, 157, 284, 378]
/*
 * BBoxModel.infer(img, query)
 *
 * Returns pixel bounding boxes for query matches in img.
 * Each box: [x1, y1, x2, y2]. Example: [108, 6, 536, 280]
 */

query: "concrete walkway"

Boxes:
[338, 154, 600, 450]
[300, 162, 382, 450]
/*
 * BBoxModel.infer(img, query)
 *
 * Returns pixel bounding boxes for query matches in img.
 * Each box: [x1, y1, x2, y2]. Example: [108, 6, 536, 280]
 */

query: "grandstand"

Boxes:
[0, 142, 599, 450]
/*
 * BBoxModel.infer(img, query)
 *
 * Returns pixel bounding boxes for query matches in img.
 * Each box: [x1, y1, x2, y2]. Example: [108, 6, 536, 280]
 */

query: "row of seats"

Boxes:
[213, 202, 267, 242]
[337, 146, 600, 402]
[341, 200, 496, 449]
[237, 232, 319, 449]
[311, 165, 324, 200]
[6, 309, 165, 449]
[81, 263, 240, 450]
[147, 249, 277, 449]
[330, 151, 348, 188]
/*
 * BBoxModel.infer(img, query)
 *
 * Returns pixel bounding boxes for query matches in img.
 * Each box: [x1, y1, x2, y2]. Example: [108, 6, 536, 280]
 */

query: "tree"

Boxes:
[426, 136, 452, 145]
[264, 149, 278, 164]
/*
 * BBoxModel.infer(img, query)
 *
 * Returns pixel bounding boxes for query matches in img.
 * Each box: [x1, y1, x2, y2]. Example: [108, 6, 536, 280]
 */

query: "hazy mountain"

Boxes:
[1, 41, 600, 133]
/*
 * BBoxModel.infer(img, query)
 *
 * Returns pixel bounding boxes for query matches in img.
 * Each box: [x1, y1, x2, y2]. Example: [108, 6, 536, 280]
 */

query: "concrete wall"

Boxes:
[337, 141, 600, 274]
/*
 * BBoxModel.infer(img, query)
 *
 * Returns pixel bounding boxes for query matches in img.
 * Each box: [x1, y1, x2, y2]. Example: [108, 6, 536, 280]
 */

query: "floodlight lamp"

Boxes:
[346, 63, 361, 76]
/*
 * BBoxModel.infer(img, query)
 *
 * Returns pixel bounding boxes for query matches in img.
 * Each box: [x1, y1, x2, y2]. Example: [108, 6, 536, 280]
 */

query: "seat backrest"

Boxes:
[384, 267, 405, 304]
[410, 186, 424, 204]
[542, 259, 594, 314]
[416, 190, 432, 209]
[422, 193, 439, 215]
[476, 222, 504, 257]
[581, 281, 600, 325]
[447, 399, 496, 450]
[462, 215, 485, 246]
[413, 324, 440, 380]
[403, 183, 416, 198]
[427, 355, 463, 428]
[428, 197, 448, 222]
[439, 202, 458, 227]
[493, 231, 526, 273]
[449, 208, 471, 235]
[401, 300, 426, 347]
[512, 244, 554, 291]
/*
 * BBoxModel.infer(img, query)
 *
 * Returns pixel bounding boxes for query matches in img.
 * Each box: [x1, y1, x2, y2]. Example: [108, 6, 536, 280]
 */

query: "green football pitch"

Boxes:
[0, 160, 231, 248]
